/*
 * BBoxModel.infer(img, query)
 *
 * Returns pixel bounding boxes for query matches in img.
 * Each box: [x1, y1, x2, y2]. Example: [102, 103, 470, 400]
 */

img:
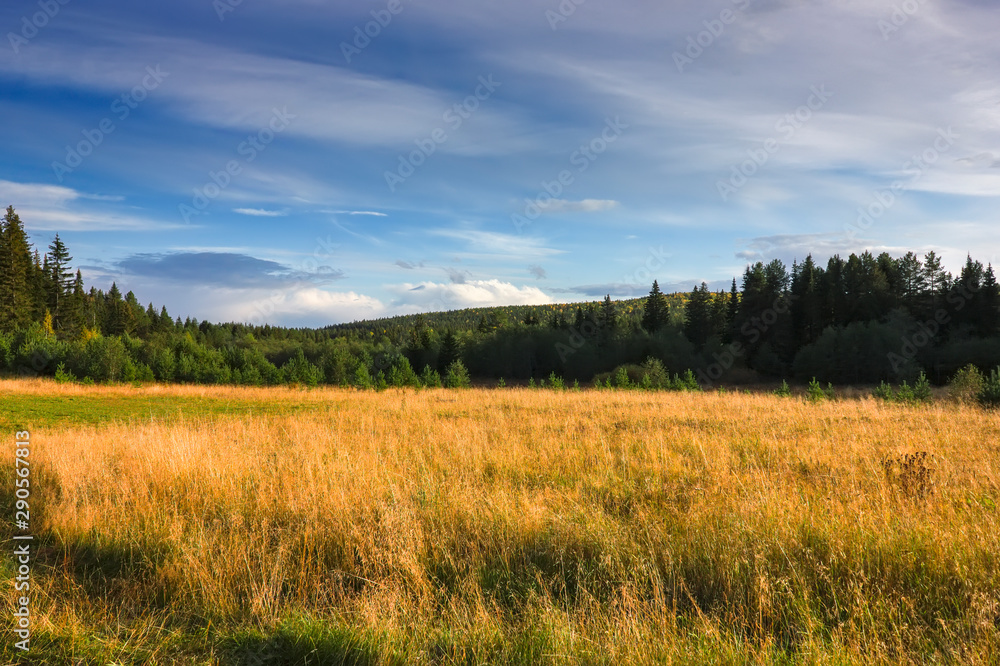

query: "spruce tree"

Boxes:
[600, 295, 617, 332]
[437, 329, 461, 373]
[46, 234, 73, 331]
[683, 282, 714, 348]
[63, 270, 86, 337]
[641, 280, 668, 333]
[0, 206, 34, 332]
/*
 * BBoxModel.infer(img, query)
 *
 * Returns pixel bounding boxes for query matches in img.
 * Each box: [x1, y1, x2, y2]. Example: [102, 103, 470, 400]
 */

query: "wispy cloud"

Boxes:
[233, 208, 287, 217]
[0, 180, 180, 231]
[538, 199, 619, 213]
[327, 210, 388, 217]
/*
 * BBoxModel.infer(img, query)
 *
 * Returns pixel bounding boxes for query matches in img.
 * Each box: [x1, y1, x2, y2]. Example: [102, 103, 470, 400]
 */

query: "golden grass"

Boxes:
[4, 381, 1000, 664]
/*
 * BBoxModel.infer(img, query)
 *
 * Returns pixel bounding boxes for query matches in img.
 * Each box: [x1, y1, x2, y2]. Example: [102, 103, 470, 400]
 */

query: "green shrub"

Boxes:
[949, 364, 984, 404]
[681, 369, 701, 391]
[913, 371, 932, 402]
[872, 381, 894, 401]
[353, 364, 373, 389]
[444, 360, 471, 388]
[978, 367, 1000, 409]
[613, 366, 632, 389]
[420, 365, 442, 388]
[280, 349, 322, 388]
[773, 379, 791, 397]
[547, 372, 565, 390]
[806, 377, 826, 402]
[640, 357, 668, 389]
[496, 377, 506, 388]
[54, 362, 76, 383]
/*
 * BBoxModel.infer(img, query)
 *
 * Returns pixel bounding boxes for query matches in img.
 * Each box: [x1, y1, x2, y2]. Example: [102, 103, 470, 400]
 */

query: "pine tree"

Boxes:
[641, 280, 668, 333]
[437, 329, 461, 373]
[981, 264, 999, 337]
[46, 234, 73, 331]
[726, 278, 739, 342]
[683, 282, 714, 348]
[600, 295, 617, 332]
[0, 206, 35, 332]
[63, 270, 86, 338]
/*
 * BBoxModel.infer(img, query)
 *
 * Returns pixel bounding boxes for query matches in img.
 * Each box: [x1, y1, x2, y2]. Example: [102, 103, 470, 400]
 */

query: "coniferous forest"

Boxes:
[2, 205, 999, 388]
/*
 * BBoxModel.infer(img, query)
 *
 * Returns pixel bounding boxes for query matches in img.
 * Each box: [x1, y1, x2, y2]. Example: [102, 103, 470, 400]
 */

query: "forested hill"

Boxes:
[324, 295, 689, 339]
[2, 204, 999, 388]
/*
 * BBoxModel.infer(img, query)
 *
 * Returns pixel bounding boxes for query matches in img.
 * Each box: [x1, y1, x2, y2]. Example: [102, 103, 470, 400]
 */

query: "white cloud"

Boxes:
[0, 180, 178, 231]
[538, 199, 619, 213]
[387, 279, 552, 311]
[233, 208, 288, 217]
[325, 210, 388, 217]
[430, 228, 566, 258]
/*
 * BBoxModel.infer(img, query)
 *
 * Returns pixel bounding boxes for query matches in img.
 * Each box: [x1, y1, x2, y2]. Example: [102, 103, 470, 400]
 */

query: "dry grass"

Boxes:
[3, 381, 1000, 664]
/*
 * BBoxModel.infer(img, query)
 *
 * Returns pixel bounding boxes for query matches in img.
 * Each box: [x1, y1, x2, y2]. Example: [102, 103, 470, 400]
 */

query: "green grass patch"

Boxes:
[0, 390, 325, 431]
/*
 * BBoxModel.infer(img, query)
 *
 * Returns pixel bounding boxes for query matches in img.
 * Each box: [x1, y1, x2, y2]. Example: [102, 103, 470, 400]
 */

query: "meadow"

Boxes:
[2, 379, 999, 664]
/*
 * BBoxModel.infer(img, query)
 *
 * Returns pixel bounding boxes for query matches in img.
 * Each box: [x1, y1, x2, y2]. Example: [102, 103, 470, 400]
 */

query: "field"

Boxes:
[2, 379, 999, 664]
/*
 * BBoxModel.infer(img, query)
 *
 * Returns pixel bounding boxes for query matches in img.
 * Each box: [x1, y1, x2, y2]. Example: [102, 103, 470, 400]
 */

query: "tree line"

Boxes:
[2, 205, 998, 388]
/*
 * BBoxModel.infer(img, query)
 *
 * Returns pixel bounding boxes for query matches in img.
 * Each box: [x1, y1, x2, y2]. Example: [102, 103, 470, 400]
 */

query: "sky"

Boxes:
[1, 0, 999, 326]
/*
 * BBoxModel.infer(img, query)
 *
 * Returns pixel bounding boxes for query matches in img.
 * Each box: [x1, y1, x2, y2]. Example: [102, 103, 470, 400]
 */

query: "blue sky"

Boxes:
[2, 0, 999, 326]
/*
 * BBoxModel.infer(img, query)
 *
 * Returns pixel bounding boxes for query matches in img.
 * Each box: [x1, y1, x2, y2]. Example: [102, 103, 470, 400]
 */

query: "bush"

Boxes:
[806, 377, 826, 402]
[978, 367, 1000, 409]
[913, 371, 932, 402]
[353, 364, 373, 389]
[54, 362, 76, 383]
[872, 372, 932, 404]
[613, 366, 632, 389]
[949, 364, 984, 404]
[872, 381, 894, 401]
[680, 369, 701, 391]
[444, 360, 471, 388]
[420, 365, 442, 388]
[773, 379, 791, 397]
[640, 357, 668, 389]
[547, 372, 565, 390]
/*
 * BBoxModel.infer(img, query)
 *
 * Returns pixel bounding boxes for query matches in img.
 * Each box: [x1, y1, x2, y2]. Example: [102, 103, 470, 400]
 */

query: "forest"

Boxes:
[2, 205, 999, 388]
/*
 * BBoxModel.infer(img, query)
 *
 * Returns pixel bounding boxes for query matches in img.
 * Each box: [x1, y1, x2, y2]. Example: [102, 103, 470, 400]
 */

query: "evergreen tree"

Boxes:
[683, 282, 715, 348]
[897, 252, 924, 308]
[437, 329, 461, 373]
[641, 280, 669, 333]
[600, 295, 617, 332]
[59, 270, 86, 338]
[726, 278, 739, 342]
[790, 255, 823, 347]
[46, 234, 73, 331]
[0, 206, 34, 332]
[980, 264, 999, 337]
